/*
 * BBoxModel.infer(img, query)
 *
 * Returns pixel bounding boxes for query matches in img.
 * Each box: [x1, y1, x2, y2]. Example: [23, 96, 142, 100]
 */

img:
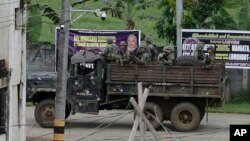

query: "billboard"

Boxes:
[182, 29, 250, 69]
[56, 28, 141, 53]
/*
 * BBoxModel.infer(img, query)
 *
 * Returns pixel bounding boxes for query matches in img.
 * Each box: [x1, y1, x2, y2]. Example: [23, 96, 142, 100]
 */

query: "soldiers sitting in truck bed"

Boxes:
[158, 46, 175, 66]
[130, 42, 150, 65]
[145, 35, 158, 61]
[101, 37, 117, 63]
[116, 41, 130, 64]
[203, 45, 215, 69]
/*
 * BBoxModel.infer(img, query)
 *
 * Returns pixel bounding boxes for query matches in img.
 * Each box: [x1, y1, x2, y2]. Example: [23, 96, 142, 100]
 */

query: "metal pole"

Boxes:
[176, 0, 183, 57]
[53, 0, 70, 140]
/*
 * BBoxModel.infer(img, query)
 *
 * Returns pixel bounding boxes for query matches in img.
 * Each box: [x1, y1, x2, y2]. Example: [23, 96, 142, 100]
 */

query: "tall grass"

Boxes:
[230, 89, 250, 104]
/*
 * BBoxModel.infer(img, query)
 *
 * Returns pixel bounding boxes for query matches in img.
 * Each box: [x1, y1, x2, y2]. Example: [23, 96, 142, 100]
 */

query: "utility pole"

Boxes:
[53, 0, 70, 140]
[176, 0, 183, 57]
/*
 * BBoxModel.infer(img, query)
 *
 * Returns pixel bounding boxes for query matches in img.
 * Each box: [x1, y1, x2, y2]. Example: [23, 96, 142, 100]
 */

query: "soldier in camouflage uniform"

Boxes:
[116, 41, 130, 64]
[101, 37, 117, 63]
[158, 46, 175, 66]
[145, 36, 158, 61]
[204, 45, 215, 69]
[194, 42, 205, 61]
[131, 42, 150, 65]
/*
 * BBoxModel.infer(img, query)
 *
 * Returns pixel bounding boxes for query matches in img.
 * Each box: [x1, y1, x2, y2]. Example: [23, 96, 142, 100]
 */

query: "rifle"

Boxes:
[159, 52, 168, 61]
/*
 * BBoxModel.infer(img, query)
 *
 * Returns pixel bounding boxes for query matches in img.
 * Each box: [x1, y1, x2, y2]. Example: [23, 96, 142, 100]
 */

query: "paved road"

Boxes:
[26, 107, 250, 141]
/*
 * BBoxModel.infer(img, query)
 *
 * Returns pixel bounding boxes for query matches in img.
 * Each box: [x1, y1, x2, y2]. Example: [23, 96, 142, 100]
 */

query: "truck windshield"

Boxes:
[77, 62, 96, 75]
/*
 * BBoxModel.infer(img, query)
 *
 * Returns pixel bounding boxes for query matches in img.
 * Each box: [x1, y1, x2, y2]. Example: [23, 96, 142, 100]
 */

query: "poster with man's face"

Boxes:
[56, 28, 140, 53]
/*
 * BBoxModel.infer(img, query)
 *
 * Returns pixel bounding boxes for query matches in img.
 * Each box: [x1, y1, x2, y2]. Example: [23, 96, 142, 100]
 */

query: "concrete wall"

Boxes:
[227, 69, 250, 93]
[27, 44, 56, 73]
[0, 0, 26, 141]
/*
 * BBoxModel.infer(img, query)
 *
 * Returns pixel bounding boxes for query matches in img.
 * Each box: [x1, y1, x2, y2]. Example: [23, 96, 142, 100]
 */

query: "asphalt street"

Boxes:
[26, 106, 250, 141]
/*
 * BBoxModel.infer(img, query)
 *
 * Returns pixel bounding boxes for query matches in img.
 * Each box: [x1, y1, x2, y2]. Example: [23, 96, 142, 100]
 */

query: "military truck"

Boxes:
[27, 50, 229, 132]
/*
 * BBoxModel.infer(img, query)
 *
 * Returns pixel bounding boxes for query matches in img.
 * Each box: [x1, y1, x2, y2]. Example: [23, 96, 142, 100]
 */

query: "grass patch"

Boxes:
[26, 102, 34, 107]
[230, 89, 250, 104]
[209, 103, 250, 114]
[209, 89, 250, 114]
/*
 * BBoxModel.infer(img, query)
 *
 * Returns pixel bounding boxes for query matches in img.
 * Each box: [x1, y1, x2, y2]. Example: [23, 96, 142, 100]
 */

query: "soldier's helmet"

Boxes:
[145, 36, 152, 43]
[207, 45, 215, 52]
[139, 42, 149, 53]
[119, 41, 127, 46]
[196, 42, 204, 51]
[107, 37, 113, 44]
[162, 46, 174, 52]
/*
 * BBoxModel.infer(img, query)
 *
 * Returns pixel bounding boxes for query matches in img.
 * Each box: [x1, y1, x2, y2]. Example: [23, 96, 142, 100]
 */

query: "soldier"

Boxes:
[158, 46, 175, 66]
[116, 41, 130, 64]
[194, 42, 205, 61]
[131, 42, 150, 65]
[145, 35, 158, 61]
[203, 45, 215, 69]
[101, 37, 117, 63]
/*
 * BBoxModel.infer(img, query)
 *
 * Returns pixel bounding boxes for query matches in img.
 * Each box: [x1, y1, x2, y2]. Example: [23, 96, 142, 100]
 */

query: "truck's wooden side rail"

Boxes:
[109, 64, 222, 84]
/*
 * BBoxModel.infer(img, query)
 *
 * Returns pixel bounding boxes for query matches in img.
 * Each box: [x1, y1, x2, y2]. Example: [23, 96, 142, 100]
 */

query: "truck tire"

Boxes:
[200, 107, 205, 121]
[35, 99, 71, 128]
[170, 102, 201, 132]
[134, 102, 164, 130]
[175, 56, 203, 66]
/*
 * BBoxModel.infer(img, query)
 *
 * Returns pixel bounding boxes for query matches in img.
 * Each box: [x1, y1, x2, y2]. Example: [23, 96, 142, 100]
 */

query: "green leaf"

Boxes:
[26, 6, 42, 43]
[238, 4, 249, 30]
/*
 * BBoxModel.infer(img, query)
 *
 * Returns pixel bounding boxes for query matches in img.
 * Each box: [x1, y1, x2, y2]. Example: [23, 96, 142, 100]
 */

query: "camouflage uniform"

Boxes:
[204, 46, 215, 69]
[194, 42, 205, 60]
[116, 41, 130, 64]
[145, 36, 158, 61]
[158, 46, 175, 66]
[131, 42, 150, 65]
[102, 37, 117, 63]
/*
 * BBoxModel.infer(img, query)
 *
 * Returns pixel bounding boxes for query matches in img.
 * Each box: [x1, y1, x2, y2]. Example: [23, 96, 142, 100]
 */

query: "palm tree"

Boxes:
[101, 0, 156, 30]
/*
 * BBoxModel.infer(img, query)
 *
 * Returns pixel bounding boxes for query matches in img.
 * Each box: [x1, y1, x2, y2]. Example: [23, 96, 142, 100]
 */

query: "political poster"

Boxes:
[56, 28, 141, 53]
[182, 29, 250, 69]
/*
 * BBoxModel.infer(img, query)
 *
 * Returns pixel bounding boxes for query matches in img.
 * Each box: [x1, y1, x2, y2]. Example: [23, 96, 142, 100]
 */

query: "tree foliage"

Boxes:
[155, 0, 237, 44]
[26, 1, 60, 43]
[101, 0, 156, 30]
[26, 4, 42, 43]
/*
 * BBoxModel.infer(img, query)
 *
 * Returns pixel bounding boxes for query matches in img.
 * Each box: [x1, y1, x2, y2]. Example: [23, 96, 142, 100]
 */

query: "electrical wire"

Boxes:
[146, 111, 182, 141]
[26, 132, 54, 141]
[74, 111, 133, 141]
[73, 100, 132, 141]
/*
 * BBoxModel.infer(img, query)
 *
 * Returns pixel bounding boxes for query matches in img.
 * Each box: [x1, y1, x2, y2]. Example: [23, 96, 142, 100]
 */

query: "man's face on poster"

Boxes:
[127, 35, 137, 51]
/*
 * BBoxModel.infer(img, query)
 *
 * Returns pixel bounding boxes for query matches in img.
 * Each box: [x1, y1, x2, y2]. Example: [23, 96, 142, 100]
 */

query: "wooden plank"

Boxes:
[110, 73, 136, 76]
[137, 70, 162, 74]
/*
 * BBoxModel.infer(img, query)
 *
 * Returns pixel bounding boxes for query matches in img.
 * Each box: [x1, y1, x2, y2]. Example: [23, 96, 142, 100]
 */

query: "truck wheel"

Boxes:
[170, 102, 201, 132]
[35, 99, 55, 128]
[134, 102, 164, 130]
[35, 99, 71, 128]
[200, 107, 205, 121]
[175, 56, 203, 66]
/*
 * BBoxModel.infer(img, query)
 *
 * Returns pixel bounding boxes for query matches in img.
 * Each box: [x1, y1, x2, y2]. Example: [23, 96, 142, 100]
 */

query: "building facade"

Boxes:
[0, 0, 26, 141]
